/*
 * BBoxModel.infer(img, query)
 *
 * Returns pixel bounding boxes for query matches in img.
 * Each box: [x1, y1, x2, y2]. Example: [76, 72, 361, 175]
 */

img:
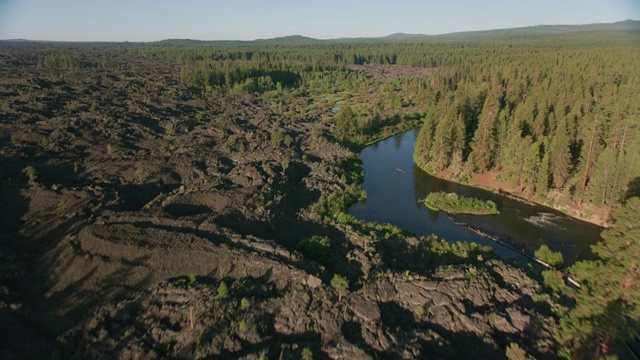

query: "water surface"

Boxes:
[349, 128, 603, 265]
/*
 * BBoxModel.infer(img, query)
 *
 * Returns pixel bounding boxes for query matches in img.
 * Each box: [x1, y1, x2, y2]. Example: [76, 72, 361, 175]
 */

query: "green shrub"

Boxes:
[217, 281, 229, 299]
[313, 185, 366, 221]
[188, 273, 197, 284]
[270, 130, 285, 147]
[301, 347, 313, 360]
[341, 157, 364, 184]
[240, 297, 250, 310]
[421, 235, 493, 264]
[57, 199, 68, 214]
[330, 274, 349, 301]
[296, 235, 331, 262]
[542, 269, 565, 292]
[505, 343, 528, 360]
[238, 320, 248, 332]
[534, 245, 564, 268]
[22, 166, 38, 186]
[0, 99, 9, 111]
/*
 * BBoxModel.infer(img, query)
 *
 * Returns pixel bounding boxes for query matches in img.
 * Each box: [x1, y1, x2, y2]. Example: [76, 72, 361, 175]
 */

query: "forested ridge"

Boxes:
[129, 28, 640, 221]
[410, 31, 640, 223]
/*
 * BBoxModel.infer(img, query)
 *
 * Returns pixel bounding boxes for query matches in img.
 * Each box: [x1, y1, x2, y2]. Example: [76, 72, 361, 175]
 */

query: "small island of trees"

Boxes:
[423, 192, 499, 215]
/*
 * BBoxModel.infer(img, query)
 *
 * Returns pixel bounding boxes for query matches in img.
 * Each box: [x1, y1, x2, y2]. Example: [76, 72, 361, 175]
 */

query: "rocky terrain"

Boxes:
[0, 43, 558, 359]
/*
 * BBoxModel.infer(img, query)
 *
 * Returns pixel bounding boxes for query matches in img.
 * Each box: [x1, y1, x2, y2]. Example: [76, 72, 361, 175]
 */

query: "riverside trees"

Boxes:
[557, 197, 640, 358]
[410, 32, 640, 213]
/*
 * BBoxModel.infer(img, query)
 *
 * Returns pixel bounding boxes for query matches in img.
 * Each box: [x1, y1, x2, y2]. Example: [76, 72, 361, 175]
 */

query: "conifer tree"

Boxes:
[536, 145, 550, 195]
[549, 117, 572, 189]
[469, 92, 500, 172]
[557, 197, 640, 358]
[450, 113, 467, 175]
[414, 115, 435, 167]
[522, 141, 542, 194]
[429, 107, 456, 172]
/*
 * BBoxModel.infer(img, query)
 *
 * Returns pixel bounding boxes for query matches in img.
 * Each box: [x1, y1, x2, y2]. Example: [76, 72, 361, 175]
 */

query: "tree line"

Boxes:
[411, 34, 639, 213]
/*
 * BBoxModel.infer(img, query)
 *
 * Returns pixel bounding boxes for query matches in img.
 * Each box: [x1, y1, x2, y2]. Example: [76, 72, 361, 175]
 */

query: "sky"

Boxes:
[1, 0, 639, 42]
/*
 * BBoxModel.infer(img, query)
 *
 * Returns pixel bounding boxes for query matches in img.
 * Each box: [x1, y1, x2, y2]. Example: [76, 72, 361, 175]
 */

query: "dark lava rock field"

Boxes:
[0, 43, 557, 359]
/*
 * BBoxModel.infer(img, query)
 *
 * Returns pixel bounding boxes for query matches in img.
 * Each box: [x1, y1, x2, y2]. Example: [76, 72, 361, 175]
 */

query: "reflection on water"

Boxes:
[349, 128, 603, 265]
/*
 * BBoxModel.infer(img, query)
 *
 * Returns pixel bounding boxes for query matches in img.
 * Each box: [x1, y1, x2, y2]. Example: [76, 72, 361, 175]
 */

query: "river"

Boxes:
[348, 128, 603, 265]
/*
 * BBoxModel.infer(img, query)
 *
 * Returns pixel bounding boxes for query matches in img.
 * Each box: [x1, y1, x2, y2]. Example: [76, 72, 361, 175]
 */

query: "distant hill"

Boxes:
[382, 33, 429, 41]
[151, 39, 245, 47]
[149, 19, 640, 45]
[438, 19, 640, 37]
[149, 35, 319, 47]
[528, 19, 640, 33]
[2, 20, 638, 46]
[254, 35, 320, 45]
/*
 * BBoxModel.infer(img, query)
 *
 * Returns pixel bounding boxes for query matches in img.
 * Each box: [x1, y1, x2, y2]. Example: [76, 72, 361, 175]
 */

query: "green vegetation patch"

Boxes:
[534, 244, 564, 268]
[296, 235, 331, 263]
[423, 191, 498, 215]
[313, 185, 367, 221]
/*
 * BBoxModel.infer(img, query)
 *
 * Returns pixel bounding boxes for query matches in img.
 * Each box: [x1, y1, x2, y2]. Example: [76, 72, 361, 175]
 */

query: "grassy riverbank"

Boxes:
[423, 191, 499, 215]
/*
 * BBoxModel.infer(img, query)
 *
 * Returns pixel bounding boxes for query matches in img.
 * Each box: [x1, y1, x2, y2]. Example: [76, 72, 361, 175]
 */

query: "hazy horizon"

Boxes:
[1, 19, 639, 43]
[1, 0, 639, 42]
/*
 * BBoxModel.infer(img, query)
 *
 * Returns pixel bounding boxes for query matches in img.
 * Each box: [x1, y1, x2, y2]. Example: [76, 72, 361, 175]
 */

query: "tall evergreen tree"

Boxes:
[558, 197, 640, 358]
[522, 141, 543, 195]
[429, 106, 456, 172]
[414, 115, 435, 167]
[469, 92, 500, 172]
[536, 142, 550, 195]
[494, 108, 511, 170]
[450, 113, 467, 175]
[549, 116, 572, 189]
[501, 117, 525, 182]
